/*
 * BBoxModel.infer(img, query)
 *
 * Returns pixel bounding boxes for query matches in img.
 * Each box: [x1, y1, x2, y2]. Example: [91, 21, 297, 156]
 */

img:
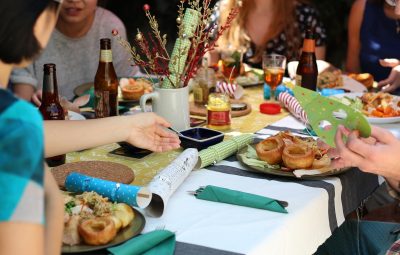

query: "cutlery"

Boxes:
[168, 127, 183, 136]
[258, 125, 316, 136]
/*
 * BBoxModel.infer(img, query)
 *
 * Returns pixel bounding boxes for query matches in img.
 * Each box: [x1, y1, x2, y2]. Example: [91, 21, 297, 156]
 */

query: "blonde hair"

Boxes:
[218, 0, 307, 62]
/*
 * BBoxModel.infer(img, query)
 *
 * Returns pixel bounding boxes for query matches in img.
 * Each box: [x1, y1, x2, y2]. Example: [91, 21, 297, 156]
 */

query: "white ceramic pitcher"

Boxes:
[140, 85, 190, 131]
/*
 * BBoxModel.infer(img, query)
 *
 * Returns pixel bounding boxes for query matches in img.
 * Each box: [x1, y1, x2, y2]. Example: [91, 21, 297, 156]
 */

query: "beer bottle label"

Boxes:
[193, 86, 203, 103]
[95, 90, 110, 118]
[100, 50, 113, 62]
[295, 74, 302, 86]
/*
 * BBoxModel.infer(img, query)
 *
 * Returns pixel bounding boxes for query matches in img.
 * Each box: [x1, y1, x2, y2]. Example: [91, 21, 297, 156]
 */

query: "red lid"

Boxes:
[259, 102, 281, 115]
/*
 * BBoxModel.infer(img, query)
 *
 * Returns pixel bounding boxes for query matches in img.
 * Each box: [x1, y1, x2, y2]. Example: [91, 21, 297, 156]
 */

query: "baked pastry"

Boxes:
[282, 144, 315, 169]
[348, 73, 374, 88]
[112, 203, 135, 228]
[78, 217, 117, 245]
[255, 136, 284, 165]
[121, 82, 144, 100]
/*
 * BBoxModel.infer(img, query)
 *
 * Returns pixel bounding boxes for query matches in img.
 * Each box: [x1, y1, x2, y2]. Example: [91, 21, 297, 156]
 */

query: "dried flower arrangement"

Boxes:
[112, 1, 240, 89]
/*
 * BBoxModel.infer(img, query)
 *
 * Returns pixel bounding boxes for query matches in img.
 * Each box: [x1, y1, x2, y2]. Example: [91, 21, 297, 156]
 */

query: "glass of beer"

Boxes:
[220, 49, 243, 82]
[263, 53, 286, 101]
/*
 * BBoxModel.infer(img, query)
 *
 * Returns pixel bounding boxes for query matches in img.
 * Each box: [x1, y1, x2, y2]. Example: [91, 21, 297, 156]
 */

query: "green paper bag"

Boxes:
[108, 230, 175, 255]
[293, 86, 371, 147]
[195, 185, 288, 214]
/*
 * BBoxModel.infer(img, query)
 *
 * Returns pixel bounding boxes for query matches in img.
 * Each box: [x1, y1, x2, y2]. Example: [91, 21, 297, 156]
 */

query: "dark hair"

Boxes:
[0, 0, 55, 64]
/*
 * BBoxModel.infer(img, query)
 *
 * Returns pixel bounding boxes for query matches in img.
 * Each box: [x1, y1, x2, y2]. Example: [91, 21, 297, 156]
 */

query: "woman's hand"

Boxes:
[378, 59, 400, 92]
[330, 125, 400, 180]
[126, 113, 181, 152]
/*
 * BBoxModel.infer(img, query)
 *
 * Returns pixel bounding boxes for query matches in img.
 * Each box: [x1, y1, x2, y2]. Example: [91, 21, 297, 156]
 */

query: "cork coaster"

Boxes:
[190, 100, 252, 117]
[52, 161, 135, 190]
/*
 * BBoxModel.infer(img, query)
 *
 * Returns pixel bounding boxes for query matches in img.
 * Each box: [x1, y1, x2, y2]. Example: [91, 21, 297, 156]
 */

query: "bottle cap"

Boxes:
[259, 102, 281, 115]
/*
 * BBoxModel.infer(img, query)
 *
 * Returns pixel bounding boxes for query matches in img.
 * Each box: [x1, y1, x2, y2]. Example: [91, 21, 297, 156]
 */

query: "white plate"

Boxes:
[331, 93, 400, 124]
[68, 111, 86, 121]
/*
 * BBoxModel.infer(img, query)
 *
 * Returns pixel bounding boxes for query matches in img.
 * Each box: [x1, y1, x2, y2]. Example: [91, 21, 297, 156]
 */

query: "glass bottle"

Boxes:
[193, 58, 216, 106]
[39, 63, 66, 167]
[206, 93, 231, 131]
[295, 28, 318, 91]
[94, 38, 118, 118]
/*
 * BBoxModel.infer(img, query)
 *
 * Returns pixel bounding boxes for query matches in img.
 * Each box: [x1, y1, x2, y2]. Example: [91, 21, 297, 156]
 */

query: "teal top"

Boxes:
[0, 89, 44, 223]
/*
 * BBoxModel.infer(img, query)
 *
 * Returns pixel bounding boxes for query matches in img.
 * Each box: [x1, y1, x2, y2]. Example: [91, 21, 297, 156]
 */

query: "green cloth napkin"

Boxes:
[195, 185, 288, 214]
[108, 230, 175, 255]
[197, 134, 254, 168]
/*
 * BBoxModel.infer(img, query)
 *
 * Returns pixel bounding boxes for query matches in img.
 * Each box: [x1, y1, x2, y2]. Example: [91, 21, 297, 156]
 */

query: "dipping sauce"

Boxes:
[207, 93, 231, 131]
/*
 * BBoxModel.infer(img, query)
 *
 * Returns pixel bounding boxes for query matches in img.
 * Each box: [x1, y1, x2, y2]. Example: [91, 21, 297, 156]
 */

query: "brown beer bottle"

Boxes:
[94, 38, 118, 118]
[295, 28, 318, 91]
[39, 63, 66, 167]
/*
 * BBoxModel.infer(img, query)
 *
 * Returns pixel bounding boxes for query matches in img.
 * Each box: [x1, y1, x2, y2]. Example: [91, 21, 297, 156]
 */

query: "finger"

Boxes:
[378, 71, 396, 88]
[335, 127, 365, 167]
[370, 126, 395, 144]
[156, 126, 180, 140]
[154, 114, 172, 128]
[330, 158, 349, 170]
[345, 131, 373, 158]
[382, 83, 399, 93]
[379, 58, 400, 67]
[32, 93, 42, 106]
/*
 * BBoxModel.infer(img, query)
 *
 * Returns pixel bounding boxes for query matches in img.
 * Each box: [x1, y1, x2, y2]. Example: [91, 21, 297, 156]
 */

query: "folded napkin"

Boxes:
[108, 230, 175, 255]
[193, 185, 288, 213]
[196, 134, 254, 168]
[65, 173, 152, 208]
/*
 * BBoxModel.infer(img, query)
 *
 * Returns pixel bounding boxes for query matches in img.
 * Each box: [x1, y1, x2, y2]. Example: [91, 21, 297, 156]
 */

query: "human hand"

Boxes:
[125, 113, 181, 152]
[32, 89, 42, 106]
[330, 125, 400, 180]
[378, 59, 400, 92]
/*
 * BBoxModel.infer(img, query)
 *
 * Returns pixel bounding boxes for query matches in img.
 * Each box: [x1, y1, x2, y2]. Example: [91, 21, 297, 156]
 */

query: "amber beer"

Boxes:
[296, 28, 318, 91]
[264, 67, 285, 90]
[94, 38, 118, 118]
[39, 63, 66, 167]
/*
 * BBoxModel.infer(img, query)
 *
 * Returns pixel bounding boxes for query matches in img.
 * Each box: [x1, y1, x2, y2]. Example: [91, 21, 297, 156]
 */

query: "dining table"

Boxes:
[65, 84, 398, 255]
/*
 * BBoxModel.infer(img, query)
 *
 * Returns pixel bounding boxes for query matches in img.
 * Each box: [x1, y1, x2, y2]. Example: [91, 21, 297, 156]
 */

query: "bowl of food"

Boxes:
[119, 78, 153, 101]
[179, 127, 224, 151]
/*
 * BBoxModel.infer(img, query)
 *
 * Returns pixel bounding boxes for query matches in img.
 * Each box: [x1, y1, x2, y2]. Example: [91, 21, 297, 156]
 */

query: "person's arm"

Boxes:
[12, 83, 35, 101]
[377, 59, 400, 92]
[10, 66, 38, 101]
[331, 125, 400, 180]
[44, 168, 63, 255]
[315, 46, 326, 60]
[44, 113, 180, 157]
[0, 223, 44, 255]
[345, 0, 366, 73]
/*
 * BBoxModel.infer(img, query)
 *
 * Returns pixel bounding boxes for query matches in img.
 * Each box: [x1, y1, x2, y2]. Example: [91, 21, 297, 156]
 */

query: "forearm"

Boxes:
[315, 46, 326, 60]
[12, 83, 35, 101]
[44, 116, 131, 157]
[44, 168, 63, 255]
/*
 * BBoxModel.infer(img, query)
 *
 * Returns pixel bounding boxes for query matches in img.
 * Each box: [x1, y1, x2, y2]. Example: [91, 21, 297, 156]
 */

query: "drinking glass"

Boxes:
[262, 54, 286, 101]
[220, 49, 243, 82]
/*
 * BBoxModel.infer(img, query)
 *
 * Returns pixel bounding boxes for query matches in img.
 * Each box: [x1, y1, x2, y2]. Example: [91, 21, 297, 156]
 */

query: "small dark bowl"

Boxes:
[179, 127, 224, 151]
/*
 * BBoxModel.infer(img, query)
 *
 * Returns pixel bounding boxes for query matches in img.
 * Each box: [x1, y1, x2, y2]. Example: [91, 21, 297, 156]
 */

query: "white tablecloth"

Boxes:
[141, 116, 380, 255]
